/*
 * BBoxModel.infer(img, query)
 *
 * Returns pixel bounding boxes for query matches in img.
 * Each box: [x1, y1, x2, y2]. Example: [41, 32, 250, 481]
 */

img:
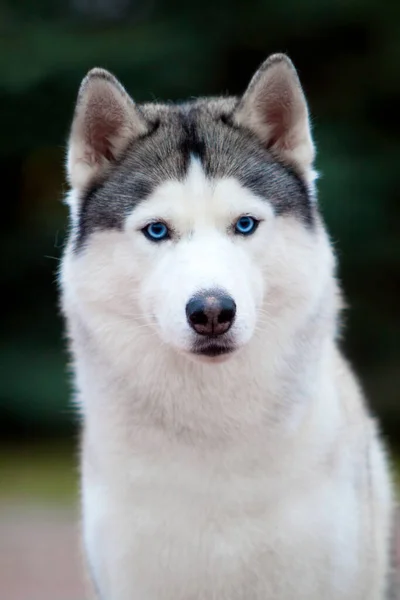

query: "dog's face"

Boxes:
[124, 161, 269, 357]
[62, 55, 334, 363]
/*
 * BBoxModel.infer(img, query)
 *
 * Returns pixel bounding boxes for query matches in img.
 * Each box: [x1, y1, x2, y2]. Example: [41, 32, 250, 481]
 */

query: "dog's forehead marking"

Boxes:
[75, 104, 314, 250]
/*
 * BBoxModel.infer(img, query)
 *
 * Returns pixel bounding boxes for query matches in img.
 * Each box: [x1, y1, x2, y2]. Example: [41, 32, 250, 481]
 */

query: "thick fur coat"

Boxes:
[60, 54, 394, 599]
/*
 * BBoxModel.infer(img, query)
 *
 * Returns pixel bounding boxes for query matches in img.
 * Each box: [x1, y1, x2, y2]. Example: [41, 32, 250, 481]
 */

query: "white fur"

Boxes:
[61, 155, 393, 599]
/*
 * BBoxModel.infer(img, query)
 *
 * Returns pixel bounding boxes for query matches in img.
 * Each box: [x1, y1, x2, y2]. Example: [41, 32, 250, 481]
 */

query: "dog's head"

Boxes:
[62, 54, 335, 363]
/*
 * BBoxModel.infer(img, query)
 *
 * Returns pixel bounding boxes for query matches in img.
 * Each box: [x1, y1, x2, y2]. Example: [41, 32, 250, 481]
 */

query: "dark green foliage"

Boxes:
[1, 0, 399, 440]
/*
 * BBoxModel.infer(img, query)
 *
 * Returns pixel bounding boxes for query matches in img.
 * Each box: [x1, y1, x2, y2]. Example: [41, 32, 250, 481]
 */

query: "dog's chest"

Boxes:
[83, 437, 361, 600]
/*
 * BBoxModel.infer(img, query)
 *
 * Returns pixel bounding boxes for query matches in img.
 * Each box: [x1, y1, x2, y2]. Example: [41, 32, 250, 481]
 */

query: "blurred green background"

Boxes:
[0, 1, 399, 597]
[2, 0, 399, 443]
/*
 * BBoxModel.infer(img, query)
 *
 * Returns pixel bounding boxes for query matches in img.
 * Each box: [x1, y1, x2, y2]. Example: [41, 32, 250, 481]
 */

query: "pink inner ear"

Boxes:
[264, 106, 288, 150]
[262, 83, 294, 152]
[84, 99, 126, 163]
[89, 120, 118, 162]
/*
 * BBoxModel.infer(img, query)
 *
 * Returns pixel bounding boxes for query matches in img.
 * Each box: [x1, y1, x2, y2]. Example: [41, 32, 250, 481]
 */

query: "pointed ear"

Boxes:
[67, 68, 148, 191]
[234, 54, 315, 179]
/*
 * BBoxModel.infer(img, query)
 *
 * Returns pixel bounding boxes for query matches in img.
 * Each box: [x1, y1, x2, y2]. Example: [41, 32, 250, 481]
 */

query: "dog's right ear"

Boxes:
[67, 68, 148, 191]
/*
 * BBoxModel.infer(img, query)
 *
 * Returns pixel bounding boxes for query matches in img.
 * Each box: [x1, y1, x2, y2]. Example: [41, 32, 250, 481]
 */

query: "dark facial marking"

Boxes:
[180, 111, 206, 165]
[77, 174, 155, 248]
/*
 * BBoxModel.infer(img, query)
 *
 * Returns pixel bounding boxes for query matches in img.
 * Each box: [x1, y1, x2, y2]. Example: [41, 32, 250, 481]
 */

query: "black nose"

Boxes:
[186, 290, 236, 336]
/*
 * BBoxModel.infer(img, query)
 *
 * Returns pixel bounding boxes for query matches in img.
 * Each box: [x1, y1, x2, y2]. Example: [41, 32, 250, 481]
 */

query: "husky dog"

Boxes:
[60, 54, 394, 599]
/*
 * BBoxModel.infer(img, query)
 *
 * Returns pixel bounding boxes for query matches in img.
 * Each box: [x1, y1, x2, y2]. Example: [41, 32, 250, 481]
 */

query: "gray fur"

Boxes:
[75, 98, 314, 249]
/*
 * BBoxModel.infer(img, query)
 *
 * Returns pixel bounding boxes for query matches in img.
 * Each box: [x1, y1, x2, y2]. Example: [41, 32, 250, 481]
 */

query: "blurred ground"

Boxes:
[0, 444, 87, 600]
[0, 505, 86, 600]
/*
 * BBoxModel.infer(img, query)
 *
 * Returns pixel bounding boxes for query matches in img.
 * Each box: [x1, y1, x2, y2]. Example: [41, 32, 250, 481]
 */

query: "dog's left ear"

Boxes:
[234, 54, 315, 178]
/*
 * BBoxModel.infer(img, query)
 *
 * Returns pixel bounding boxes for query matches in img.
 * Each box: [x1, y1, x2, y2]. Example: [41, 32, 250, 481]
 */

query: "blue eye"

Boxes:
[234, 216, 258, 236]
[143, 222, 170, 242]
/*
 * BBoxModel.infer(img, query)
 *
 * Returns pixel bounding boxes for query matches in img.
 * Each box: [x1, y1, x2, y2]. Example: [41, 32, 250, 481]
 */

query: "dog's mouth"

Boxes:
[191, 337, 236, 359]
